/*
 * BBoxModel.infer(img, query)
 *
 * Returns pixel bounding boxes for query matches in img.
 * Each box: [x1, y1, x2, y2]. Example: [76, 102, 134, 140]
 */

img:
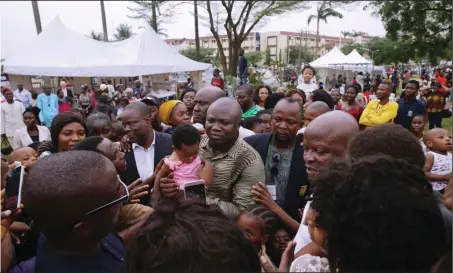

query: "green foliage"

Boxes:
[365, 0, 452, 62]
[248, 72, 264, 87]
[114, 24, 134, 41]
[340, 43, 367, 55]
[245, 51, 264, 67]
[264, 47, 272, 67]
[179, 48, 215, 64]
[286, 45, 315, 65]
[88, 30, 103, 41]
[307, 1, 343, 26]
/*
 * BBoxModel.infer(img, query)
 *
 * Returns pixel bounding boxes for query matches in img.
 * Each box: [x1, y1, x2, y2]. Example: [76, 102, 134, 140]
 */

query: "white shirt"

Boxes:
[12, 125, 51, 150]
[61, 88, 68, 97]
[297, 75, 317, 85]
[107, 84, 115, 98]
[293, 201, 312, 254]
[239, 126, 255, 138]
[1, 101, 26, 137]
[132, 131, 156, 182]
[297, 127, 306, 136]
[296, 82, 318, 98]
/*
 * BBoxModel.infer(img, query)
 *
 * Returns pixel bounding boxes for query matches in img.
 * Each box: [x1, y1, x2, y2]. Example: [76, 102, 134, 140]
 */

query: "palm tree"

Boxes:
[307, 1, 343, 56]
[114, 24, 134, 41]
[88, 30, 103, 41]
[194, 0, 200, 61]
[100, 0, 108, 42]
[341, 31, 351, 39]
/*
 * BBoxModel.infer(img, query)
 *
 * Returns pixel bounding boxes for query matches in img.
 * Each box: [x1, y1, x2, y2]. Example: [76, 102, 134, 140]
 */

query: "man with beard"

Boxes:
[294, 111, 359, 256]
[245, 98, 308, 220]
[119, 102, 172, 196]
[157, 98, 264, 218]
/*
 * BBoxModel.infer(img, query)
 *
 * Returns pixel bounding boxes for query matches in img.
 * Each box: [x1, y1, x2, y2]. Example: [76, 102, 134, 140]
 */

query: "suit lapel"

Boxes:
[153, 132, 166, 169]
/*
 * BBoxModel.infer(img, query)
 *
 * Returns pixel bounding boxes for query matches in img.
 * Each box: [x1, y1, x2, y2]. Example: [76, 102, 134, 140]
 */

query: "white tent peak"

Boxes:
[3, 16, 210, 77]
[345, 49, 372, 65]
[309, 46, 348, 68]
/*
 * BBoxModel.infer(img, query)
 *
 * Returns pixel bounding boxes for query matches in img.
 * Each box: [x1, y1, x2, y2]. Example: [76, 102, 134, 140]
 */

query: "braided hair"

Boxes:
[242, 204, 277, 236]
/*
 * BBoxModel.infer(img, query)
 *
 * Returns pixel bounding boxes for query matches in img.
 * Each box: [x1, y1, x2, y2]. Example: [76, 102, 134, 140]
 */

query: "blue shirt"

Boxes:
[394, 98, 426, 129]
[34, 232, 126, 273]
[133, 87, 143, 96]
[37, 94, 58, 128]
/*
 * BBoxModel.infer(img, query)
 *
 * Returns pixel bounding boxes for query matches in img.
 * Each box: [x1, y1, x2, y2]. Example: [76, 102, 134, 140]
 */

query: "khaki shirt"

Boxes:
[199, 135, 264, 218]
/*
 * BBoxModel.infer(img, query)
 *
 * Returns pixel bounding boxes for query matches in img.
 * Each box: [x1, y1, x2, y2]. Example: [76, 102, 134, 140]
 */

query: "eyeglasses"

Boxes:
[71, 179, 129, 227]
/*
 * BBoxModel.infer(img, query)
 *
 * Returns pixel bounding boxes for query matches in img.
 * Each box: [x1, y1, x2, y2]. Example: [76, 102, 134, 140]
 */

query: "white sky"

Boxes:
[0, 1, 385, 58]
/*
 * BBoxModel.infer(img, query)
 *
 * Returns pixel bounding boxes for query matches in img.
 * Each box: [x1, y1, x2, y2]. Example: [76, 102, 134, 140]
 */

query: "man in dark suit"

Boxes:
[119, 102, 172, 204]
[244, 98, 309, 221]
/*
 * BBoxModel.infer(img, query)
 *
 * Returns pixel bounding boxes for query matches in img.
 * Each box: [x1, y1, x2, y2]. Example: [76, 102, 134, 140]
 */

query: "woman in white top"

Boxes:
[12, 108, 51, 149]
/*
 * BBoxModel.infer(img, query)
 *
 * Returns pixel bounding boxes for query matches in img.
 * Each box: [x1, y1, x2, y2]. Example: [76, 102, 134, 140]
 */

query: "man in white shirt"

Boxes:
[106, 80, 115, 99]
[1, 88, 26, 145]
[294, 111, 358, 256]
[13, 84, 32, 108]
[118, 102, 173, 204]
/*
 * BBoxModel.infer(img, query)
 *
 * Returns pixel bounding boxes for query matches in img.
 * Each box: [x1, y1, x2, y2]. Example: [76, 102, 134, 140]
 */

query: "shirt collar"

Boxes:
[200, 134, 240, 160]
[132, 130, 156, 150]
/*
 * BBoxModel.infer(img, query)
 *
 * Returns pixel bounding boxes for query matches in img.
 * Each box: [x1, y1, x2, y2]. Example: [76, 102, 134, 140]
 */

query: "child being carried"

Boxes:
[154, 124, 213, 199]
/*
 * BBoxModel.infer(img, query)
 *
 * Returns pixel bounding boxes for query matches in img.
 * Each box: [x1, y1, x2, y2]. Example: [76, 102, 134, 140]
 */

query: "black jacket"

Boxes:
[244, 133, 309, 221]
[119, 131, 173, 185]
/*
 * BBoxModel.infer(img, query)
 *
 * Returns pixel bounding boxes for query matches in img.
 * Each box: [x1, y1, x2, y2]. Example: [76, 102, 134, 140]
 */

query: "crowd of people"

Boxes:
[0, 64, 452, 273]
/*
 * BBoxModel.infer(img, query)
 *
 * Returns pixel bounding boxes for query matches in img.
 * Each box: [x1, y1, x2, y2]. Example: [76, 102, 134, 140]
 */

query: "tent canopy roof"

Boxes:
[3, 16, 210, 77]
[343, 49, 373, 65]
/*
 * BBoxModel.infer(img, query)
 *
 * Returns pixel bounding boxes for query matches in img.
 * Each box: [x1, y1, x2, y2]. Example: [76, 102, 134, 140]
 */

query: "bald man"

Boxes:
[192, 86, 255, 138]
[160, 98, 264, 218]
[297, 101, 330, 136]
[294, 111, 359, 255]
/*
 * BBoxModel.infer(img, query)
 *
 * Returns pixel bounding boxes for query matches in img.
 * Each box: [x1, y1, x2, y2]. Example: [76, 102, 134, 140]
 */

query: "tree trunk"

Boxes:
[100, 1, 108, 41]
[228, 44, 240, 77]
[194, 0, 200, 62]
[316, 19, 320, 56]
[151, 1, 158, 32]
[31, 1, 42, 34]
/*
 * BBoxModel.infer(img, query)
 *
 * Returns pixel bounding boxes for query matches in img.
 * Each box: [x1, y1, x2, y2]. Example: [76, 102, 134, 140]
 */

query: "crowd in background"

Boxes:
[0, 64, 452, 273]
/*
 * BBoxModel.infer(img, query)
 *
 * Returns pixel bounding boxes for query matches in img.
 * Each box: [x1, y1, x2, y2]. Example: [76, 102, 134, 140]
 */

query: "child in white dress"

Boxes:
[423, 128, 452, 192]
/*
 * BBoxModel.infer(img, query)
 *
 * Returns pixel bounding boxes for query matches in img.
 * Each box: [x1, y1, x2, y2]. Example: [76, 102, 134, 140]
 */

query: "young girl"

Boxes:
[296, 65, 318, 97]
[158, 100, 190, 134]
[410, 115, 429, 154]
[423, 128, 452, 192]
[237, 204, 277, 272]
[153, 124, 213, 199]
[57, 89, 72, 113]
[267, 224, 292, 267]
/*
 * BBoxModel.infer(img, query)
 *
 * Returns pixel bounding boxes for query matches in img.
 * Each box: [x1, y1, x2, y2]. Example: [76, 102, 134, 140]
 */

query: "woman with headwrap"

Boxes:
[158, 100, 190, 134]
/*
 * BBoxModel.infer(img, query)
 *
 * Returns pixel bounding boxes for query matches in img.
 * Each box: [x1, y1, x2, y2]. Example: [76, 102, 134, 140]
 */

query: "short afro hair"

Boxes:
[264, 92, 285, 110]
[256, 109, 272, 119]
[86, 112, 112, 137]
[311, 155, 445, 272]
[172, 124, 200, 150]
[126, 199, 261, 272]
[348, 124, 425, 168]
[242, 117, 264, 131]
[72, 136, 105, 155]
[311, 89, 335, 110]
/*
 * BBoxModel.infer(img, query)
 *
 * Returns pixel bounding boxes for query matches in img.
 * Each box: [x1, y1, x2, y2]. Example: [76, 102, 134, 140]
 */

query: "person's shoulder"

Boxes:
[155, 131, 172, 141]
[236, 137, 263, 162]
[243, 132, 271, 144]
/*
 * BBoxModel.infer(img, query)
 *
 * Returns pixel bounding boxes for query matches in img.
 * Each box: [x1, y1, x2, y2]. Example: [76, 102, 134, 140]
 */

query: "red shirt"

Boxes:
[211, 78, 225, 90]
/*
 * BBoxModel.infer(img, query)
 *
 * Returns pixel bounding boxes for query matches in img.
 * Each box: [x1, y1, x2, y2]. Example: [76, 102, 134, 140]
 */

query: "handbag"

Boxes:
[1, 134, 13, 156]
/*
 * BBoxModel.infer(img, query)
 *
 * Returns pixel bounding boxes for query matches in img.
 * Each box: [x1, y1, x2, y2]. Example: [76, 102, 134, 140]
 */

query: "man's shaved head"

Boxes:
[236, 85, 255, 112]
[22, 151, 120, 241]
[237, 85, 254, 96]
[306, 101, 330, 115]
[208, 97, 242, 123]
[193, 86, 226, 124]
[124, 102, 150, 118]
[303, 111, 359, 179]
[304, 101, 330, 127]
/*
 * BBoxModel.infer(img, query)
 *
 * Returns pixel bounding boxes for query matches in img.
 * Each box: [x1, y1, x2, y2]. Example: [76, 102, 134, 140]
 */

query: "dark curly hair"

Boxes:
[253, 85, 271, 105]
[311, 89, 335, 110]
[126, 199, 261, 273]
[172, 124, 200, 149]
[179, 89, 196, 102]
[285, 88, 306, 105]
[311, 155, 445, 272]
[264, 92, 285, 110]
[348, 123, 425, 168]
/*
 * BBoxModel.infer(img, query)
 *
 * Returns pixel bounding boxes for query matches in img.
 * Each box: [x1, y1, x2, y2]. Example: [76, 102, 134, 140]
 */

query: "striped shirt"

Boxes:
[199, 135, 264, 218]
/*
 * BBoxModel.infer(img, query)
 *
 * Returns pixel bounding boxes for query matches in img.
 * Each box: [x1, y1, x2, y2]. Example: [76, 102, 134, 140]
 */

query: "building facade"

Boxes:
[165, 31, 374, 66]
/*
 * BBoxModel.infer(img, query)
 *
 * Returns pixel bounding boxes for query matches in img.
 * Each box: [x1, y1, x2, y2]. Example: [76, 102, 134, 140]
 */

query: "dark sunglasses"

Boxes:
[70, 180, 129, 227]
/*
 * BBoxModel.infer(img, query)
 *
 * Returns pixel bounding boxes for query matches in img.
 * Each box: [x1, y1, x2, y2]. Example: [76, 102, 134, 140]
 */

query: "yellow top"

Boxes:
[359, 100, 399, 128]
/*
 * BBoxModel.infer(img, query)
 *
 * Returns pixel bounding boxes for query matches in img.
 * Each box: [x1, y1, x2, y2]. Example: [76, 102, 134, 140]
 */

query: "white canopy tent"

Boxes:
[342, 49, 372, 65]
[2, 16, 211, 77]
[309, 46, 348, 68]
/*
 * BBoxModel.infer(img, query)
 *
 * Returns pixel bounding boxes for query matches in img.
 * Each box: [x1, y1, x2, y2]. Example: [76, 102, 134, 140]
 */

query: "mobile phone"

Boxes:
[5, 161, 25, 211]
[183, 180, 206, 201]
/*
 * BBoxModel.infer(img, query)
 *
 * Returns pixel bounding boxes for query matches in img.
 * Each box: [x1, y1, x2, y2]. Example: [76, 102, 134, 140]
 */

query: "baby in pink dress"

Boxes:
[154, 124, 213, 199]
